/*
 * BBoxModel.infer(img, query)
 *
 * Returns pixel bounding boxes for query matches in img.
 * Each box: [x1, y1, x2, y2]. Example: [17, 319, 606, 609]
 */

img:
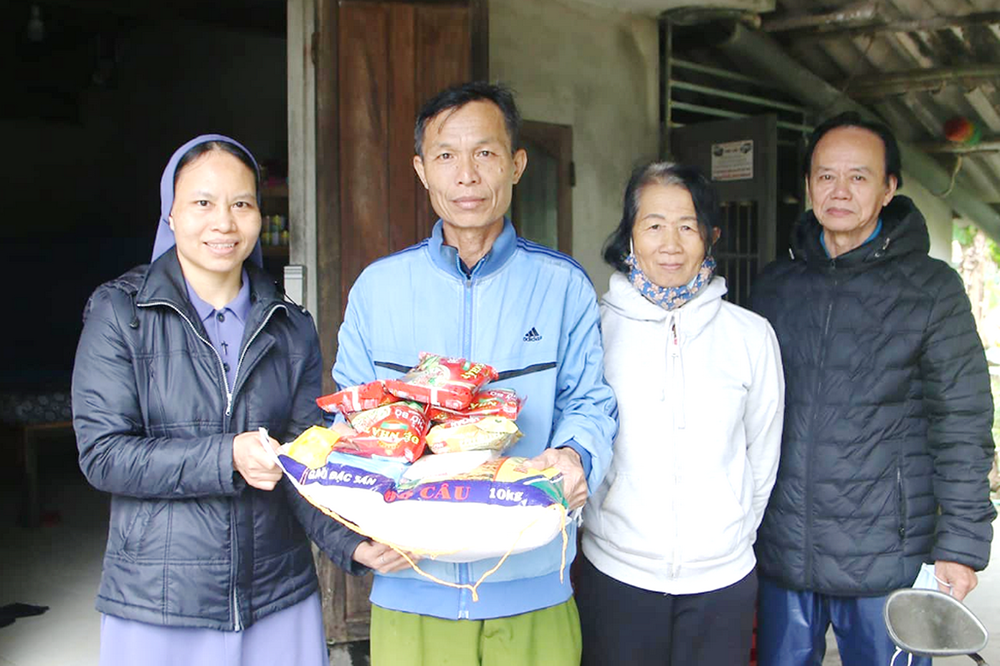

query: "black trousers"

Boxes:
[576, 556, 758, 666]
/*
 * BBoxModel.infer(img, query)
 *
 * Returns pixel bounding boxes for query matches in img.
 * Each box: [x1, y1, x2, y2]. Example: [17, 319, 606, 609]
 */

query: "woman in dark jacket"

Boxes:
[72, 135, 369, 666]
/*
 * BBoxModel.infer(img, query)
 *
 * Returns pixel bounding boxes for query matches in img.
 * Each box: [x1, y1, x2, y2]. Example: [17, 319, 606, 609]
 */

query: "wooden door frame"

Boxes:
[515, 119, 574, 256]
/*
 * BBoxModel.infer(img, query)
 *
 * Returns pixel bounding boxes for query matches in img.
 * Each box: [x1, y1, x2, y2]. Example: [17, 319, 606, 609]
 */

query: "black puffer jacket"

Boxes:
[750, 195, 995, 596]
[72, 251, 365, 630]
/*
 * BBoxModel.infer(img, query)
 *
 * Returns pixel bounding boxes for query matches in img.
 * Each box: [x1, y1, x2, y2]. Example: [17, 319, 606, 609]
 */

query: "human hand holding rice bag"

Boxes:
[385, 353, 497, 410]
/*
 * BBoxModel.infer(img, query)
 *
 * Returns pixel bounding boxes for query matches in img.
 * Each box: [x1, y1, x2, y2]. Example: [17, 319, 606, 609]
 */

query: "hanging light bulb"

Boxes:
[26, 4, 45, 43]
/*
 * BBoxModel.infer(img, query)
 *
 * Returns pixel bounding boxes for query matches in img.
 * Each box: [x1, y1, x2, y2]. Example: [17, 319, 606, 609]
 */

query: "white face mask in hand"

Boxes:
[912, 561, 954, 595]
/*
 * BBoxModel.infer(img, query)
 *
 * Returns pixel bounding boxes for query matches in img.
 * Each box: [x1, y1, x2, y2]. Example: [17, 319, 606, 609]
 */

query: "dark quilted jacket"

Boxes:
[72, 251, 365, 630]
[750, 195, 995, 596]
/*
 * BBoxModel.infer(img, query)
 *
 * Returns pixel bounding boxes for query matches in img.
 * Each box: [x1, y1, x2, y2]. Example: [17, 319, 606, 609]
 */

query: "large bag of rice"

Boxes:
[269, 427, 571, 598]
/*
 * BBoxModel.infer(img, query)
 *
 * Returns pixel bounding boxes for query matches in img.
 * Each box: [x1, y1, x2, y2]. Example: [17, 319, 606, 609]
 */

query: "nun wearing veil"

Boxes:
[72, 135, 383, 666]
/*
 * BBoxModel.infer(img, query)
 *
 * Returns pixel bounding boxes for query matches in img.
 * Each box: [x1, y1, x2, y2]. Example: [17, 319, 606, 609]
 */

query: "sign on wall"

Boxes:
[711, 140, 754, 181]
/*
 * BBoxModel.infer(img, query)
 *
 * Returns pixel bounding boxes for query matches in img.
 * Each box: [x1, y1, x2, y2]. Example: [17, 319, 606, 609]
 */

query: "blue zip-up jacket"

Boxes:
[333, 219, 618, 620]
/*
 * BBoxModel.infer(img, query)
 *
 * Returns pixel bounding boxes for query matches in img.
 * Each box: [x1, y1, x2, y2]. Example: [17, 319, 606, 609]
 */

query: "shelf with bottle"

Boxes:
[259, 177, 290, 261]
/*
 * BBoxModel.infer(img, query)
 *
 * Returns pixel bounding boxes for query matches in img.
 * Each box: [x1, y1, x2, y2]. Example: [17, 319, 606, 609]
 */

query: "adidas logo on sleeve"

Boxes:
[523, 327, 542, 342]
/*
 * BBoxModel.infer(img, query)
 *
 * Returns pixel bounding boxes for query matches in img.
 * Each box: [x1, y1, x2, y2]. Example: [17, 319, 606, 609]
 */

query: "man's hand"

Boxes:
[526, 447, 588, 510]
[233, 431, 282, 490]
[935, 560, 978, 600]
[352, 540, 418, 574]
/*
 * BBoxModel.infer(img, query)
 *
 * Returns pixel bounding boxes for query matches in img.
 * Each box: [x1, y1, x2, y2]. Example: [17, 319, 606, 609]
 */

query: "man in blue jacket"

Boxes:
[332, 81, 618, 665]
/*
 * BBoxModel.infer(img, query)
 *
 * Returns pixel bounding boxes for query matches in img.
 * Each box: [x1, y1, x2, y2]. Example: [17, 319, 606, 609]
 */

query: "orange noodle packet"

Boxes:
[285, 426, 342, 469]
[425, 415, 522, 455]
[385, 353, 498, 411]
[427, 388, 523, 424]
[341, 400, 430, 462]
[316, 380, 397, 416]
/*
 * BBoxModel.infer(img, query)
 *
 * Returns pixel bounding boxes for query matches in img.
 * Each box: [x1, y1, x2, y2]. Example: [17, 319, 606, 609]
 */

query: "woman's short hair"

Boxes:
[173, 140, 260, 201]
[603, 162, 719, 274]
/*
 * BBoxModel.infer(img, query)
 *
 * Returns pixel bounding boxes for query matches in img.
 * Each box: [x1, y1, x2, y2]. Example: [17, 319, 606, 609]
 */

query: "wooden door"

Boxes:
[512, 120, 574, 255]
[313, 0, 479, 644]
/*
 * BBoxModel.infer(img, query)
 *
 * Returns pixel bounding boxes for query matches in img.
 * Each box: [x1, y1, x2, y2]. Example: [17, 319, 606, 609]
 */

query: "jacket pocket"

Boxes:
[594, 472, 670, 560]
[675, 469, 749, 565]
[119, 502, 154, 559]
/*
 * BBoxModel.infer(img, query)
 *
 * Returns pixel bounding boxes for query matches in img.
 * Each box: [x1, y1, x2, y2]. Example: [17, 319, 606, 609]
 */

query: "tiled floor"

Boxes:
[1, 437, 997, 666]
[0, 443, 105, 666]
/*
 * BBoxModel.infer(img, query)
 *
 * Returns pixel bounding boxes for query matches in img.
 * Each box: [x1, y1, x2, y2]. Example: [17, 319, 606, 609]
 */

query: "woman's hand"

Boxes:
[233, 431, 283, 490]
[352, 540, 419, 574]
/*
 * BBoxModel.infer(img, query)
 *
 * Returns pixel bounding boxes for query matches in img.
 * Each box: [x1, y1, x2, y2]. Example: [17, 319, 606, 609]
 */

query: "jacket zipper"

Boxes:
[228, 305, 285, 416]
[804, 274, 836, 588]
[896, 467, 906, 539]
[137, 298, 286, 630]
[231, 508, 242, 630]
[668, 315, 681, 578]
[459, 275, 474, 618]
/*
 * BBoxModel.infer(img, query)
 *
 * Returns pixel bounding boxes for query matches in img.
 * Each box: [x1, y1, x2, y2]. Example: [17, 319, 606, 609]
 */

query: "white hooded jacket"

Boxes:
[582, 272, 784, 594]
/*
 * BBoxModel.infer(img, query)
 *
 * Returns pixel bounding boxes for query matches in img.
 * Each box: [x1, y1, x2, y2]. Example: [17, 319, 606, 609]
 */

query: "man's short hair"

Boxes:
[414, 81, 522, 157]
[803, 111, 904, 189]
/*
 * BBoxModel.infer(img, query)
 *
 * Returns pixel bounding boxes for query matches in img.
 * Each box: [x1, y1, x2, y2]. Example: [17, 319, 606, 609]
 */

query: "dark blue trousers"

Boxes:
[757, 577, 931, 666]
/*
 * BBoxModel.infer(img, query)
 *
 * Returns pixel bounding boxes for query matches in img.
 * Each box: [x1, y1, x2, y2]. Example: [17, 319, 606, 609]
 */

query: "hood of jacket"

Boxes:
[790, 195, 929, 268]
[602, 271, 728, 339]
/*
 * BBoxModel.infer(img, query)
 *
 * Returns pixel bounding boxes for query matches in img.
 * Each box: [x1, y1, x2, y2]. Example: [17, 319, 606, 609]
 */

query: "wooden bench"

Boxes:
[0, 390, 74, 527]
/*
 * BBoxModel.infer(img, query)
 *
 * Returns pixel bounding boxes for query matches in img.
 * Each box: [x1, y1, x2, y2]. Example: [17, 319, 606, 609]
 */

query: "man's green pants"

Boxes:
[370, 598, 582, 666]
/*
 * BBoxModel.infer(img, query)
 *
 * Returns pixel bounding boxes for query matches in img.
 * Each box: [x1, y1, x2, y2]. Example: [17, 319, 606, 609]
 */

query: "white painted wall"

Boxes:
[490, 0, 660, 293]
[899, 174, 954, 263]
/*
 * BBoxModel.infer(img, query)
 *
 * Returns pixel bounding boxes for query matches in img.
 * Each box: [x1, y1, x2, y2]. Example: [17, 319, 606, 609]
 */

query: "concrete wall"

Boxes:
[899, 175, 954, 263]
[490, 0, 660, 292]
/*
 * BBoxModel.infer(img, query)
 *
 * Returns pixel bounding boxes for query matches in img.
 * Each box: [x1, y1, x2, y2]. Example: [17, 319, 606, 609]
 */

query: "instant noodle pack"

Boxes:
[270, 353, 570, 601]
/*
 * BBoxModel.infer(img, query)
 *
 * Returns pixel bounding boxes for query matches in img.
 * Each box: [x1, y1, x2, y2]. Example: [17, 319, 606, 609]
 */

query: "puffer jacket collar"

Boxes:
[790, 195, 930, 270]
[134, 249, 288, 337]
[602, 271, 727, 342]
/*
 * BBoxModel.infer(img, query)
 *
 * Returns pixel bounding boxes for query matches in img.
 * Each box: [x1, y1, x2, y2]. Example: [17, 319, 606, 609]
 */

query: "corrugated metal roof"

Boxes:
[763, 0, 1000, 206]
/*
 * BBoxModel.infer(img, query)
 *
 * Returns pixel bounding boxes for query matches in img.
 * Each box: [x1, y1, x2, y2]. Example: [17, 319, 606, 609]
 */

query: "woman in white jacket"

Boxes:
[578, 162, 784, 665]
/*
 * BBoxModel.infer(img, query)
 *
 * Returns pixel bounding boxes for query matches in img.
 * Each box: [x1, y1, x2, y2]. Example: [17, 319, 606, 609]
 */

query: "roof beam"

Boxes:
[717, 22, 1000, 244]
[761, 1, 877, 34]
[837, 64, 1000, 99]
[917, 139, 1000, 156]
[765, 10, 1000, 41]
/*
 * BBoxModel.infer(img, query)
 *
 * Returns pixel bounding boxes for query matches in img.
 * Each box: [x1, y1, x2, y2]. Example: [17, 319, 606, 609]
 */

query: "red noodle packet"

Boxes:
[338, 401, 430, 462]
[316, 380, 397, 416]
[385, 353, 498, 411]
[428, 388, 523, 424]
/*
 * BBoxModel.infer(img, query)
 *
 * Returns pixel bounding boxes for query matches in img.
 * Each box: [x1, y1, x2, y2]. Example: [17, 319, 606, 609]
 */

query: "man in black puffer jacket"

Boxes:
[751, 112, 995, 666]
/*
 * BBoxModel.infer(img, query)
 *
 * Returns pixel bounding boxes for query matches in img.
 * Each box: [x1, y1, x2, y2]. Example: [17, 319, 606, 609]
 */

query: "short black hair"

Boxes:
[414, 81, 521, 157]
[603, 162, 719, 274]
[803, 111, 903, 189]
[174, 140, 260, 202]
